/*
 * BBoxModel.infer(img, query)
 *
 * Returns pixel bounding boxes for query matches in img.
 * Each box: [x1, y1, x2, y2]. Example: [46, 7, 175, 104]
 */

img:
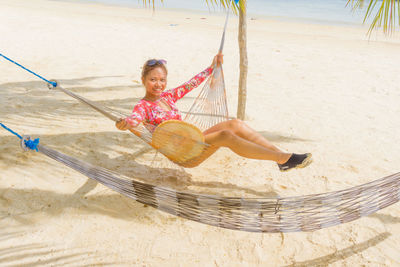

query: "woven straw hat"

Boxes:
[151, 120, 205, 164]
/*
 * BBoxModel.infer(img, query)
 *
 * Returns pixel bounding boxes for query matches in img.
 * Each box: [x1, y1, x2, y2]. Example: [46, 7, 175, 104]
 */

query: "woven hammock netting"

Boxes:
[35, 143, 400, 233]
[20, 10, 399, 233]
[184, 63, 229, 131]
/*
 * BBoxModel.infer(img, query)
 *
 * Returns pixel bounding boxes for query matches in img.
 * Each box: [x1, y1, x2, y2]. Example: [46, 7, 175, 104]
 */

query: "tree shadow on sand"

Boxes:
[0, 77, 144, 121]
[0, 76, 201, 121]
[285, 232, 390, 267]
[0, 187, 150, 224]
[369, 213, 400, 224]
[0, 228, 120, 266]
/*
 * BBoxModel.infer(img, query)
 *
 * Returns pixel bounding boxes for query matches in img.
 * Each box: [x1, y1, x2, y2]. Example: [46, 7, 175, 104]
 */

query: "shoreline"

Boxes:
[57, 0, 368, 28]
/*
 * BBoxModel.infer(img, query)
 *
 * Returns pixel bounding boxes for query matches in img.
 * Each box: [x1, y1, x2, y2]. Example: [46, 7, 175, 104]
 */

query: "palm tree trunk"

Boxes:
[237, 1, 248, 120]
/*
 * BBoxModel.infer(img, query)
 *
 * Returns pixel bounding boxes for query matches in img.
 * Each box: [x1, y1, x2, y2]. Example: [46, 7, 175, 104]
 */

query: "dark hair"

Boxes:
[141, 59, 168, 80]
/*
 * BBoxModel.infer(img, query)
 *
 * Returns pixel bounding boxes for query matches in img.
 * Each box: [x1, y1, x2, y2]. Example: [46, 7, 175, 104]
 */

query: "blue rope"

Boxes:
[0, 123, 40, 151]
[0, 123, 22, 139]
[0, 53, 57, 87]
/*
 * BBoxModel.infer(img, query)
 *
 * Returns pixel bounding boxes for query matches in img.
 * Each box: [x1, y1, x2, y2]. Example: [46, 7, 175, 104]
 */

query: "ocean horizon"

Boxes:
[71, 0, 369, 26]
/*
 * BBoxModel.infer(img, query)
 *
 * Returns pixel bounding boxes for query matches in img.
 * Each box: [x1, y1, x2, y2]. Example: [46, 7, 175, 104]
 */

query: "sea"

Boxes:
[76, 0, 370, 26]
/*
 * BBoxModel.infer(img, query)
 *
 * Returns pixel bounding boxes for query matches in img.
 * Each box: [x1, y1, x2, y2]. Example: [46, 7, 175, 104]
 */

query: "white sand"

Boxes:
[1, 0, 400, 265]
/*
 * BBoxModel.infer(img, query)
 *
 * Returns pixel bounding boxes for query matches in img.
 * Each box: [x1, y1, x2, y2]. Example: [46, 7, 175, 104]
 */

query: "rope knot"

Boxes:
[25, 137, 40, 151]
[21, 135, 40, 152]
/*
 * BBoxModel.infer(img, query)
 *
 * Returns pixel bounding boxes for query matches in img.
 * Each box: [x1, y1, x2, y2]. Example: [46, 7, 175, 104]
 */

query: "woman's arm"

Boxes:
[166, 66, 214, 102]
[166, 53, 223, 102]
[115, 103, 146, 137]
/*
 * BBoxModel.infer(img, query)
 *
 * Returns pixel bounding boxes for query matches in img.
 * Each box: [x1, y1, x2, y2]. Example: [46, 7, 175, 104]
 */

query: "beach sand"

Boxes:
[1, 0, 400, 265]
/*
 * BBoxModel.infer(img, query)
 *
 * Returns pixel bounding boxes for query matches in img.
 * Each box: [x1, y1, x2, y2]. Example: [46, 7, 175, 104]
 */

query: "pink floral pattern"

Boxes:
[125, 66, 213, 130]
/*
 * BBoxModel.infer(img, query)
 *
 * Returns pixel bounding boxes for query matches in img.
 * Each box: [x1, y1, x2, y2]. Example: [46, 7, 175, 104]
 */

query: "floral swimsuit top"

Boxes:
[125, 66, 213, 130]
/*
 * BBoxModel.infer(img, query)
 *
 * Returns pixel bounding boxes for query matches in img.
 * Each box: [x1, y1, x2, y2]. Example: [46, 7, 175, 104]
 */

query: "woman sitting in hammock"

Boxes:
[116, 54, 312, 171]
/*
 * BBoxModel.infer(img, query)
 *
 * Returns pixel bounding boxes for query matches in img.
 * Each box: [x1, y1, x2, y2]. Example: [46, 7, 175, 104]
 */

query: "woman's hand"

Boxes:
[116, 118, 129, 131]
[116, 118, 142, 137]
[211, 53, 224, 68]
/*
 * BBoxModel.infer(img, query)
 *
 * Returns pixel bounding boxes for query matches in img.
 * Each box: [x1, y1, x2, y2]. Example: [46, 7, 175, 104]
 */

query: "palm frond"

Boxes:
[347, 0, 399, 35]
[205, 0, 244, 15]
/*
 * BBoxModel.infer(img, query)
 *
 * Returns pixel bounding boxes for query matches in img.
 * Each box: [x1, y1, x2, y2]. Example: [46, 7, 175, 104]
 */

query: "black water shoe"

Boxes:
[278, 153, 313, 172]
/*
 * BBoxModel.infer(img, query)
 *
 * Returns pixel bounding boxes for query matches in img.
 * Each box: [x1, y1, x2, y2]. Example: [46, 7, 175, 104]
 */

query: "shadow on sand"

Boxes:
[286, 232, 390, 267]
[0, 228, 120, 266]
[370, 213, 400, 224]
[0, 77, 144, 120]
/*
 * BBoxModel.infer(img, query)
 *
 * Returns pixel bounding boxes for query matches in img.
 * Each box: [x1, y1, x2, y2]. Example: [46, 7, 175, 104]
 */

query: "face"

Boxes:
[142, 67, 167, 99]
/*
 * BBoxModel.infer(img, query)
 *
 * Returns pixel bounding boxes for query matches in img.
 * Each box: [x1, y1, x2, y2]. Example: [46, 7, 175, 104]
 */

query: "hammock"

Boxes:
[13, 136, 398, 233]
[1, 123, 399, 233]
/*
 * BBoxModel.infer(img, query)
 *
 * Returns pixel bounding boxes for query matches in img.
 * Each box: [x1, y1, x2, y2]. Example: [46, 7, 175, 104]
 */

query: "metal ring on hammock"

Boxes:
[47, 79, 59, 90]
[20, 135, 31, 151]
[151, 120, 205, 165]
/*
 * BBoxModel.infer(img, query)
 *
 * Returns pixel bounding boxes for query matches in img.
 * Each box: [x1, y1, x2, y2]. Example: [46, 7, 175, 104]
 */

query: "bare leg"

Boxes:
[200, 120, 312, 171]
[204, 119, 283, 153]
[204, 130, 291, 164]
